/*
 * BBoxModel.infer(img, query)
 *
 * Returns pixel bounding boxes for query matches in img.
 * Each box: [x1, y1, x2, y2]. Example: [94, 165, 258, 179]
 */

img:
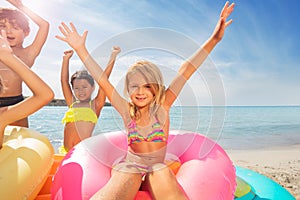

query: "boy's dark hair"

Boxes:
[70, 70, 95, 87]
[0, 8, 30, 33]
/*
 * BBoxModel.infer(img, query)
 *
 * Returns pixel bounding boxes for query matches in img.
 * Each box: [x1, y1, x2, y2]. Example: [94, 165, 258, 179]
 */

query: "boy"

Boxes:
[0, 0, 49, 127]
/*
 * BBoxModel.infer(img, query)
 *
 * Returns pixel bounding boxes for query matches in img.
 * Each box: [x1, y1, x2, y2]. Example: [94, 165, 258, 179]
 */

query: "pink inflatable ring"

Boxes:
[51, 130, 236, 199]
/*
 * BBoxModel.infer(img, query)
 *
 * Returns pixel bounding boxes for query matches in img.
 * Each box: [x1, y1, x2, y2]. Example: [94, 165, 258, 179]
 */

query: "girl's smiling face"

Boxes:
[128, 72, 155, 109]
[72, 79, 94, 102]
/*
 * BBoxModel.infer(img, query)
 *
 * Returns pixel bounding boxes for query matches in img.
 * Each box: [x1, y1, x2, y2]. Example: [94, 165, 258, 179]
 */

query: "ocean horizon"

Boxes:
[28, 105, 300, 153]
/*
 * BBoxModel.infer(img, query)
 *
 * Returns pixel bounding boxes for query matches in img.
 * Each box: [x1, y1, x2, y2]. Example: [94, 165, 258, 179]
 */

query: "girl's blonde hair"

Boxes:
[124, 61, 165, 119]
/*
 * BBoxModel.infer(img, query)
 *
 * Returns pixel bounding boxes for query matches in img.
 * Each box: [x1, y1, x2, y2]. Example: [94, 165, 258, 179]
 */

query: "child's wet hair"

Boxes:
[70, 70, 94, 87]
[0, 8, 30, 33]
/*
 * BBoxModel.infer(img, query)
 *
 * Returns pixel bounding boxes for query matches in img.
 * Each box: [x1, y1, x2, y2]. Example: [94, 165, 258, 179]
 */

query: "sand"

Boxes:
[227, 145, 300, 199]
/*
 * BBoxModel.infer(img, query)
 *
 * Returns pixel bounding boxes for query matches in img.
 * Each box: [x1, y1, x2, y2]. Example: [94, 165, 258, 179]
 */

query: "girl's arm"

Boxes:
[7, 0, 49, 60]
[56, 23, 129, 120]
[165, 1, 234, 108]
[60, 50, 75, 106]
[93, 46, 121, 117]
[0, 30, 54, 147]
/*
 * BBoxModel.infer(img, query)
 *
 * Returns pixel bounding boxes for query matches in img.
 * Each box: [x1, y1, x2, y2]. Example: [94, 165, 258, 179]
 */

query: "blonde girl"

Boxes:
[56, 2, 234, 199]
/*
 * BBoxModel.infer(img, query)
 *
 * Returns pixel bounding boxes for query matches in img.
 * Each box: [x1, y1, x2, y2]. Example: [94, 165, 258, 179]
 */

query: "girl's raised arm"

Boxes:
[93, 46, 121, 116]
[60, 50, 75, 106]
[56, 23, 129, 119]
[165, 1, 235, 108]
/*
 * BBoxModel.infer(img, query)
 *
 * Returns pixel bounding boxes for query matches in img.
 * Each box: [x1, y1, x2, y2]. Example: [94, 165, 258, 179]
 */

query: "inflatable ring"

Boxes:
[51, 130, 236, 199]
[0, 126, 54, 200]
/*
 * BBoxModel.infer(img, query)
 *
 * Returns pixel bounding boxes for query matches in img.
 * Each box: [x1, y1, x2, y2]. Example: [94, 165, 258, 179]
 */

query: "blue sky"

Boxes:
[1, 0, 299, 106]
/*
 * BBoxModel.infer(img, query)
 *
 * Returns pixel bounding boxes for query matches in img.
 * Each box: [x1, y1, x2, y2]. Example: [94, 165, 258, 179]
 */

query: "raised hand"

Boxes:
[56, 22, 88, 52]
[211, 1, 235, 42]
[63, 50, 74, 60]
[111, 46, 121, 55]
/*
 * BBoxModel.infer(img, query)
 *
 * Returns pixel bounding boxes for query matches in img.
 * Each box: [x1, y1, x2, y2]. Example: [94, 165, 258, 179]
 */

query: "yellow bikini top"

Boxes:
[62, 101, 98, 124]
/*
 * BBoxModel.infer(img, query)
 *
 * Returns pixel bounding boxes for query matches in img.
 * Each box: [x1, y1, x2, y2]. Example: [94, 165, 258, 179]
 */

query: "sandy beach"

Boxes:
[227, 145, 300, 199]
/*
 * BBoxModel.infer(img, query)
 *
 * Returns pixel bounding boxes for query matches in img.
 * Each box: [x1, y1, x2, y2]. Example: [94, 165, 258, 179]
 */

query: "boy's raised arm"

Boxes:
[7, 0, 49, 58]
[0, 30, 53, 147]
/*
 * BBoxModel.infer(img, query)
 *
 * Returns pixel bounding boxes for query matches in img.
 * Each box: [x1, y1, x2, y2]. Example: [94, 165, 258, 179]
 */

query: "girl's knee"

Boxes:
[151, 163, 173, 176]
[92, 172, 142, 200]
[151, 163, 168, 171]
[146, 168, 187, 200]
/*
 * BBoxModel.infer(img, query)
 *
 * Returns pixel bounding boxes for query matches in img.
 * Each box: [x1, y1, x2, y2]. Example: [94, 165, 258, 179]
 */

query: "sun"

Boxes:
[0, 0, 48, 14]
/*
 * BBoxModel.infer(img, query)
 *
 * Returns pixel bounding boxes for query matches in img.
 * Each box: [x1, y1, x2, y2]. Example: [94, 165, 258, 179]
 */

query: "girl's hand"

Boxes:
[0, 30, 13, 56]
[6, 0, 23, 8]
[111, 46, 121, 55]
[211, 1, 235, 42]
[56, 22, 88, 52]
[63, 50, 74, 59]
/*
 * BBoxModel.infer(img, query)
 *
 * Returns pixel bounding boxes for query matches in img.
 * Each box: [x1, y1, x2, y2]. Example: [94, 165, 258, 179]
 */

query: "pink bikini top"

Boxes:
[127, 118, 167, 145]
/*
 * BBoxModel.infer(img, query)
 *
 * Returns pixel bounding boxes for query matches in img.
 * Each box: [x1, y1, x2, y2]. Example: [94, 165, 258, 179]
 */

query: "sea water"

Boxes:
[28, 106, 300, 152]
